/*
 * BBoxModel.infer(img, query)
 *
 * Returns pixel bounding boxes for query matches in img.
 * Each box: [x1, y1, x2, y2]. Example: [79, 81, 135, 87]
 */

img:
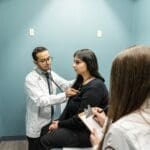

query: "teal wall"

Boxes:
[134, 0, 150, 44]
[0, 96, 2, 136]
[0, 0, 136, 136]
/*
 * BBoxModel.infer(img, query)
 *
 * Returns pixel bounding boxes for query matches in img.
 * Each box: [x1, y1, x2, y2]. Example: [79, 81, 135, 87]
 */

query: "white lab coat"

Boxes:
[103, 99, 150, 150]
[25, 68, 73, 138]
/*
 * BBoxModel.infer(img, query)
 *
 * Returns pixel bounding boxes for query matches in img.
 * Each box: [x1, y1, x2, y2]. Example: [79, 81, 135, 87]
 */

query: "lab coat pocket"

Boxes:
[39, 106, 52, 119]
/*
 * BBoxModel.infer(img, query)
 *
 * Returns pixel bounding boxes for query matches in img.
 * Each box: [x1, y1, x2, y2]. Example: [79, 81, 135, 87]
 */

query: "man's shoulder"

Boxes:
[25, 70, 39, 81]
[51, 70, 62, 79]
[51, 70, 57, 76]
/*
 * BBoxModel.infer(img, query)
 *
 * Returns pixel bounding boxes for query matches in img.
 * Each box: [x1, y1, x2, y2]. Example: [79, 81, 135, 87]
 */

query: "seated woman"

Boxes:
[90, 45, 150, 150]
[40, 49, 108, 149]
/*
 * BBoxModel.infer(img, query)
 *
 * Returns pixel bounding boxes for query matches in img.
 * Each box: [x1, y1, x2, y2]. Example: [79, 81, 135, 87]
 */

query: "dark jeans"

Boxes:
[40, 127, 91, 149]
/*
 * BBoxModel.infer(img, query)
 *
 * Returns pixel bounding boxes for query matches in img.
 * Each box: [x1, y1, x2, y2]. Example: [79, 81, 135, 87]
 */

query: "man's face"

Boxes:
[34, 50, 52, 72]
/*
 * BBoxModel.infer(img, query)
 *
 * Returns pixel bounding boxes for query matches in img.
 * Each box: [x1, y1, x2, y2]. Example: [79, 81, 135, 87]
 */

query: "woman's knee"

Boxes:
[40, 134, 52, 149]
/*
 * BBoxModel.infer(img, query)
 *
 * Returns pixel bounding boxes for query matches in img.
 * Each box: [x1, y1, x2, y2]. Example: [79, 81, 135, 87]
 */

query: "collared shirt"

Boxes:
[103, 99, 150, 150]
[25, 68, 73, 138]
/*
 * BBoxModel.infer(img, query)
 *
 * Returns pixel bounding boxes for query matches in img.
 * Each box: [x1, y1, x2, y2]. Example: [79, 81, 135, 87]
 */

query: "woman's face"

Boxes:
[73, 56, 88, 75]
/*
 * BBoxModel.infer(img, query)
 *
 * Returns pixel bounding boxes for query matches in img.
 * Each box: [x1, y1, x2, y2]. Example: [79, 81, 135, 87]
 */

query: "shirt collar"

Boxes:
[34, 67, 50, 75]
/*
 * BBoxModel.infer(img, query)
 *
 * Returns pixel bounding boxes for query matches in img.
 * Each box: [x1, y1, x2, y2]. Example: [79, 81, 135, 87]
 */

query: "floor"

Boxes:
[0, 140, 28, 150]
[0, 140, 93, 150]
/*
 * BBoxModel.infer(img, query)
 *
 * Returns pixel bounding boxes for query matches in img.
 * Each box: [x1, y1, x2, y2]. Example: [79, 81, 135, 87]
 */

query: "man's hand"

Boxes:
[65, 88, 79, 97]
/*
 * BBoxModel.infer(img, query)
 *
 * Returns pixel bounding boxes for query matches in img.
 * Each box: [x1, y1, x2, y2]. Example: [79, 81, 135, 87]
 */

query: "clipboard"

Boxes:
[79, 105, 103, 138]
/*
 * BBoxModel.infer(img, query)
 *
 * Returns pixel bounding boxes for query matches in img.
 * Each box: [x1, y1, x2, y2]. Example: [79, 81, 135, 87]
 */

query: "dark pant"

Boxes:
[27, 136, 41, 150]
[27, 123, 51, 150]
[40, 128, 91, 149]
[40, 123, 51, 137]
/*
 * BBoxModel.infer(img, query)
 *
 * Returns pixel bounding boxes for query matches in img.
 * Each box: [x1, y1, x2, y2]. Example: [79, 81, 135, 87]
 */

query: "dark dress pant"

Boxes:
[27, 136, 41, 150]
[27, 122, 51, 150]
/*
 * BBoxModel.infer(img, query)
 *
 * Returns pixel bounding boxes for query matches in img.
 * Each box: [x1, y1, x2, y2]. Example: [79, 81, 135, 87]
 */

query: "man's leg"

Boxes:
[40, 128, 79, 149]
[27, 136, 41, 150]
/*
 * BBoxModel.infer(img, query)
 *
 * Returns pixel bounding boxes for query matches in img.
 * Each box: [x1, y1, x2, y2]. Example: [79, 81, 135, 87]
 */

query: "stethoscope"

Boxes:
[48, 70, 64, 92]
[35, 68, 64, 92]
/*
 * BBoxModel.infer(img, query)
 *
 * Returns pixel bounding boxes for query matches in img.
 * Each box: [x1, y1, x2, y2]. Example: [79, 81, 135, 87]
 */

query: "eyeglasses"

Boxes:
[37, 56, 53, 64]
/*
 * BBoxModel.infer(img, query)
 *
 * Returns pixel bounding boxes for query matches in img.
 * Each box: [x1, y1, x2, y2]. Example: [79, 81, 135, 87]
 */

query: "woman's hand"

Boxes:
[49, 120, 59, 131]
[90, 128, 101, 146]
[92, 107, 106, 127]
[65, 88, 79, 97]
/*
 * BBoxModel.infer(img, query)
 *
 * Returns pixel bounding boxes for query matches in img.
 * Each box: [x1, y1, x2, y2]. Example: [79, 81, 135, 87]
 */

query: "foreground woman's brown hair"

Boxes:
[99, 45, 150, 149]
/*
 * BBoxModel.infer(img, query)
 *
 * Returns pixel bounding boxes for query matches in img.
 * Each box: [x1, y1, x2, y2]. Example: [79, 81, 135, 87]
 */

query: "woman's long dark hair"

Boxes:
[99, 45, 150, 149]
[72, 49, 105, 89]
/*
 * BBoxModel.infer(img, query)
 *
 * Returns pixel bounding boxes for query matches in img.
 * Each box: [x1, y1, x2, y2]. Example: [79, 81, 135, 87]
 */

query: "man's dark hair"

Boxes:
[32, 47, 48, 61]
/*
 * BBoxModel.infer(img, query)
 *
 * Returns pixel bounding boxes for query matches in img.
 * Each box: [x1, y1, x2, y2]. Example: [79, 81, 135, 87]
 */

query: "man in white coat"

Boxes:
[25, 47, 75, 150]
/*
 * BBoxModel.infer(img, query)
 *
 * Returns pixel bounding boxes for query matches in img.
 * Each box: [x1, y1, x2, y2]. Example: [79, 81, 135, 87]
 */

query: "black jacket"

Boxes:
[58, 78, 108, 130]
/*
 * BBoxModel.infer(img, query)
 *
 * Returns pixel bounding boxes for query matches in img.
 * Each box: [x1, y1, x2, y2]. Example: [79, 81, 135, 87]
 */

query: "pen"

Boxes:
[98, 105, 109, 113]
